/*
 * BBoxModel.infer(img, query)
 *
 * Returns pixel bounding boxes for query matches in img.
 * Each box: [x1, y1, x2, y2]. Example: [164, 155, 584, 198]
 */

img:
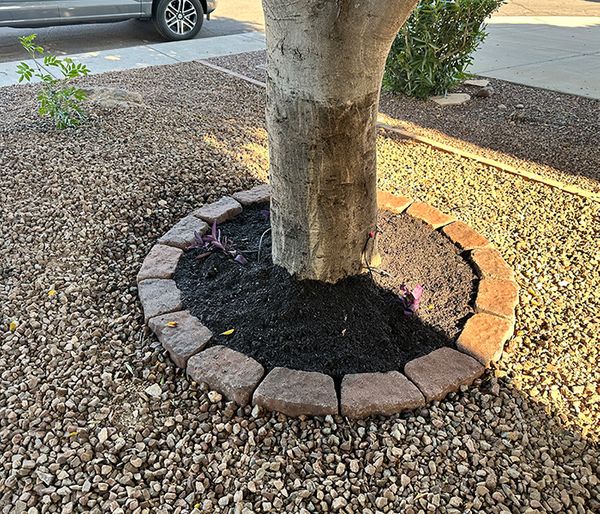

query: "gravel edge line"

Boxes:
[138, 187, 518, 419]
[195, 59, 599, 202]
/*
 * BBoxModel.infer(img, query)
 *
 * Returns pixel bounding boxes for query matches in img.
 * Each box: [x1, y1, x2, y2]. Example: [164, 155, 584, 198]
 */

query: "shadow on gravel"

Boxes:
[379, 24, 600, 189]
[1, 58, 597, 512]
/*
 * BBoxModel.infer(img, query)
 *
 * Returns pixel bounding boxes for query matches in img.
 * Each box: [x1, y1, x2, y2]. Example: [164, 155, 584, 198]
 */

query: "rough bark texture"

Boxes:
[263, 0, 418, 282]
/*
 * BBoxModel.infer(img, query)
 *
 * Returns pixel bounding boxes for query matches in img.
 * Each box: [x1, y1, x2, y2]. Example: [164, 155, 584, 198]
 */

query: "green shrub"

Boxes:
[384, 0, 504, 99]
[17, 34, 90, 129]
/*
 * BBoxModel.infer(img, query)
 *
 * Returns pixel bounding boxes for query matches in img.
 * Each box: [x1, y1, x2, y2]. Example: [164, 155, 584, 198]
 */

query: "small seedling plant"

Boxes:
[16, 34, 90, 129]
[191, 221, 248, 265]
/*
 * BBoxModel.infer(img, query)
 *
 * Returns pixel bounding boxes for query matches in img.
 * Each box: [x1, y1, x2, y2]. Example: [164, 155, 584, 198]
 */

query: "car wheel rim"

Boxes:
[164, 0, 198, 35]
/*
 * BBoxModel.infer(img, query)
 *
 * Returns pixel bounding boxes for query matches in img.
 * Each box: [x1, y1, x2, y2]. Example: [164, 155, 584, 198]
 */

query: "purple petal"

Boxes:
[193, 231, 204, 244]
[234, 254, 248, 265]
[211, 221, 218, 239]
[412, 284, 424, 301]
[412, 285, 424, 310]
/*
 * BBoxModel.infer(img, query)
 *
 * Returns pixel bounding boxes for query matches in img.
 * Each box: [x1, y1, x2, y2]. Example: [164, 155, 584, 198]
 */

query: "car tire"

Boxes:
[153, 0, 204, 41]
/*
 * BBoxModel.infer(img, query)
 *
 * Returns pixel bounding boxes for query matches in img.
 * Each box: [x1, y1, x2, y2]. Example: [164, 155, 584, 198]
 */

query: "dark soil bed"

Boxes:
[175, 205, 475, 379]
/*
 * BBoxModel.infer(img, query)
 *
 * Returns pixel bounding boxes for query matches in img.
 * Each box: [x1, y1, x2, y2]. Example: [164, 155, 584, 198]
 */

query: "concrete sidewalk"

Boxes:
[1, 16, 599, 100]
[0, 31, 266, 87]
[470, 17, 600, 99]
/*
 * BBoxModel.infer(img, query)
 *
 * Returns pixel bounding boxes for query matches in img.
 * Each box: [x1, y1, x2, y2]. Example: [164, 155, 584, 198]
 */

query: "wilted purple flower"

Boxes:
[398, 284, 424, 316]
[189, 221, 247, 265]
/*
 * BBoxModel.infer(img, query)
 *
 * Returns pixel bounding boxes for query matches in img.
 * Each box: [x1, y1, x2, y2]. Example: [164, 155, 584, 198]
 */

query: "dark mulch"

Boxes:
[175, 205, 475, 379]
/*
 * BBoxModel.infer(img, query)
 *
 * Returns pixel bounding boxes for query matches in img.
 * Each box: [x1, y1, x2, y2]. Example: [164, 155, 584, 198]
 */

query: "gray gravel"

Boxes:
[1, 61, 599, 513]
[209, 50, 600, 193]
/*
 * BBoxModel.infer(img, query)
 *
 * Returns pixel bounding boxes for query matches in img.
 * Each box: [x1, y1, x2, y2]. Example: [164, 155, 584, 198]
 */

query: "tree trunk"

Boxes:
[263, 0, 418, 283]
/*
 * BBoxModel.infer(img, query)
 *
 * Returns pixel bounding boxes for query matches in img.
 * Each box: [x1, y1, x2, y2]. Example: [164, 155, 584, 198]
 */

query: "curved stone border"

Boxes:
[138, 185, 518, 418]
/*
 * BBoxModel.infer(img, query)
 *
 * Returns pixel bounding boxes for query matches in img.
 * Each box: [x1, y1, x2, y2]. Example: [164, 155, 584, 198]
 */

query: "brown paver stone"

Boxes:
[457, 313, 514, 365]
[193, 196, 242, 224]
[157, 215, 209, 249]
[404, 347, 485, 402]
[137, 244, 182, 283]
[442, 221, 491, 251]
[253, 367, 338, 417]
[407, 202, 455, 229]
[475, 278, 519, 320]
[377, 191, 413, 214]
[187, 346, 264, 406]
[469, 248, 515, 280]
[232, 184, 271, 206]
[148, 311, 212, 368]
[341, 371, 425, 418]
[138, 279, 182, 323]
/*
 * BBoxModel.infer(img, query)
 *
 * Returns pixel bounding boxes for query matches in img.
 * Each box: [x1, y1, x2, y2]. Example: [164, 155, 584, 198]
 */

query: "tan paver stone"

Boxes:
[187, 346, 264, 406]
[193, 196, 242, 224]
[158, 215, 209, 249]
[377, 191, 413, 213]
[253, 367, 338, 417]
[407, 202, 455, 229]
[138, 279, 182, 323]
[148, 311, 212, 368]
[404, 347, 484, 402]
[457, 313, 514, 365]
[469, 248, 515, 280]
[341, 371, 425, 418]
[232, 184, 271, 206]
[442, 221, 491, 251]
[475, 279, 519, 320]
[137, 244, 182, 283]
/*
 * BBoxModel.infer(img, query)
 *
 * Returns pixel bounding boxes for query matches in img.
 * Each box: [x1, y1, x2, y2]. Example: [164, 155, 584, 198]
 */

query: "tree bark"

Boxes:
[263, 0, 418, 283]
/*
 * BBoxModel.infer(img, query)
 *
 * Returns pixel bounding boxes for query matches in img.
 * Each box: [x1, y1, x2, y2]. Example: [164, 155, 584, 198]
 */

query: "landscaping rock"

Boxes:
[475, 279, 519, 320]
[464, 79, 490, 88]
[430, 93, 470, 106]
[138, 279, 182, 323]
[377, 190, 413, 213]
[340, 371, 425, 418]
[442, 221, 491, 251]
[187, 346, 264, 406]
[193, 196, 242, 224]
[232, 184, 271, 206]
[158, 215, 209, 249]
[469, 248, 515, 280]
[84, 86, 144, 108]
[253, 367, 338, 416]
[404, 347, 485, 401]
[474, 86, 494, 98]
[137, 244, 182, 283]
[148, 311, 212, 368]
[457, 313, 514, 365]
[144, 383, 163, 398]
[407, 202, 455, 229]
